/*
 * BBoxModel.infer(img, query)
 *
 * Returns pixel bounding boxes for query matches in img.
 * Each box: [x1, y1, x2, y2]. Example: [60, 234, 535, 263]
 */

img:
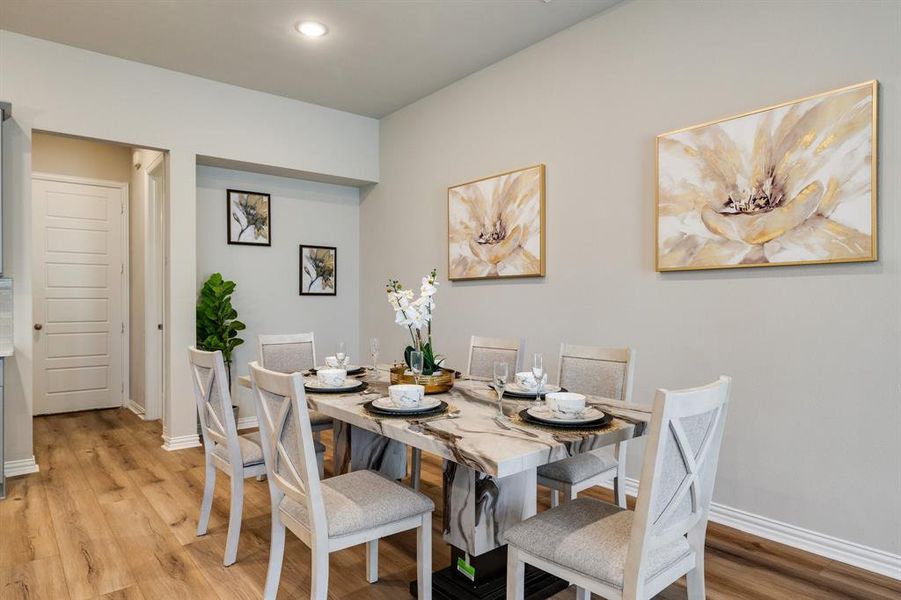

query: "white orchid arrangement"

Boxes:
[386, 268, 443, 374]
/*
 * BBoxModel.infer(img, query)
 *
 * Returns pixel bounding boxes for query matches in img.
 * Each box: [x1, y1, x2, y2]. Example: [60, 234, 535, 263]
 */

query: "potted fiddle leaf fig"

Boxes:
[196, 272, 246, 388]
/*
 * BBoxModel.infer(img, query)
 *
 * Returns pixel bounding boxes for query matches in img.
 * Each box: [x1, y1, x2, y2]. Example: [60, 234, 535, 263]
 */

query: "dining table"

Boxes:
[239, 367, 652, 599]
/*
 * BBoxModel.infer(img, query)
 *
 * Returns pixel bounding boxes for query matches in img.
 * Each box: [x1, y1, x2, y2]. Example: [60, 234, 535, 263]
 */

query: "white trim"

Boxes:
[4, 456, 39, 477]
[144, 152, 167, 421]
[598, 477, 900, 580]
[126, 399, 146, 418]
[237, 415, 259, 430]
[161, 433, 201, 451]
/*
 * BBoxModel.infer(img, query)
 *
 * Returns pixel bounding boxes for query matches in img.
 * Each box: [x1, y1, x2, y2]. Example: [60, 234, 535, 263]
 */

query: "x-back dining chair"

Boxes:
[466, 335, 524, 380]
[189, 346, 268, 566]
[258, 333, 336, 472]
[249, 361, 435, 600]
[505, 376, 731, 600]
[538, 344, 635, 509]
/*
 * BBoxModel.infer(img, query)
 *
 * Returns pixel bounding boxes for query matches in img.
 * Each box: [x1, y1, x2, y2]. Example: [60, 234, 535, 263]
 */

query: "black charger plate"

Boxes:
[364, 400, 448, 418]
[305, 381, 369, 394]
[518, 408, 612, 429]
[503, 386, 567, 400]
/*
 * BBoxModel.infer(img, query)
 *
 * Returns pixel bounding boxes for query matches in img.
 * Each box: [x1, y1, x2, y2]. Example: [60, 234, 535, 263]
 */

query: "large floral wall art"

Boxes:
[448, 164, 545, 280]
[656, 81, 877, 271]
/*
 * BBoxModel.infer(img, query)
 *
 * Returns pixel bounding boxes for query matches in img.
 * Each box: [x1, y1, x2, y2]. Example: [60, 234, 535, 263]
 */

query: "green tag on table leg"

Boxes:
[456, 556, 476, 581]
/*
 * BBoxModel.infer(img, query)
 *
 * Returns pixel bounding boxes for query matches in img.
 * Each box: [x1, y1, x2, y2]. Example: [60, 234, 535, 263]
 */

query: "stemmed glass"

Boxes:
[336, 342, 348, 369]
[532, 353, 545, 408]
[369, 337, 380, 370]
[410, 350, 424, 386]
[493, 362, 509, 419]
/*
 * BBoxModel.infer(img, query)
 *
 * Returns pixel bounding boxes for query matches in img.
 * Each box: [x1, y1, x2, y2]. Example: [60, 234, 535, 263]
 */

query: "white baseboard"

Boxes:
[4, 456, 40, 478]
[126, 399, 146, 419]
[600, 477, 900, 580]
[161, 433, 201, 451]
[237, 415, 258, 430]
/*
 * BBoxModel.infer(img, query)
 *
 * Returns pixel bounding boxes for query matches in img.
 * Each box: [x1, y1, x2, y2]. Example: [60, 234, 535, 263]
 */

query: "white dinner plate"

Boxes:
[305, 379, 365, 393]
[371, 396, 442, 413]
[526, 405, 605, 424]
[505, 383, 562, 396]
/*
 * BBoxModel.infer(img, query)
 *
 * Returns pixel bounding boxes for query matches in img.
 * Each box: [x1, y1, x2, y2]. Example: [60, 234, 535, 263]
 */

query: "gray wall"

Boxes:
[360, 0, 900, 554]
[196, 166, 360, 420]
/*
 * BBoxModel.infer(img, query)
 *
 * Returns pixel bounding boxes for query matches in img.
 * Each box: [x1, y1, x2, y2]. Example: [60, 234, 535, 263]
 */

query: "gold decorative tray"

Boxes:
[389, 365, 455, 395]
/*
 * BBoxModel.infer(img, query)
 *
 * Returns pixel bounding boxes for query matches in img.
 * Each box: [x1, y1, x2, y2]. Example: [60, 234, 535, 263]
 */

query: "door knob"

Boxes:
[34, 323, 43, 331]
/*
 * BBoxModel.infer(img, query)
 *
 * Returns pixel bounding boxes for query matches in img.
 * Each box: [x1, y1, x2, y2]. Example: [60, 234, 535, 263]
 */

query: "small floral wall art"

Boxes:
[300, 245, 336, 296]
[448, 164, 545, 280]
[227, 189, 271, 246]
[656, 81, 877, 271]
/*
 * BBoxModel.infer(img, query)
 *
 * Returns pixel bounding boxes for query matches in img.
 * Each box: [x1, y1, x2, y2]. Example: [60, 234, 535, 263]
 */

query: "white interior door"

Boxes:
[33, 174, 126, 414]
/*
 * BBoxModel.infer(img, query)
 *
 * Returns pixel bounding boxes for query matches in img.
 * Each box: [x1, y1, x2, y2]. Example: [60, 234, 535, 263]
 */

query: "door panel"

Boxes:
[33, 177, 125, 414]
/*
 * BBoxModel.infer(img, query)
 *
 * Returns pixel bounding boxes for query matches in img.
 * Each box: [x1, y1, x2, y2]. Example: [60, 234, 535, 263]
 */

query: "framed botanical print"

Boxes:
[300, 245, 337, 296]
[656, 81, 877, 271]
[227, 189, 271, 246]
[448, 164, 546, 280]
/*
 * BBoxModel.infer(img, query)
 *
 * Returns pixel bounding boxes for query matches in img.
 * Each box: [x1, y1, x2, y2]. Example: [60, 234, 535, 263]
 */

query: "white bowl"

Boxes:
[514, 372, 538, 390]
[546, 392, 586, 416]
[388, 384, 425, 407]
[317, 368, 347, 388]
[325, 355, 350, 368]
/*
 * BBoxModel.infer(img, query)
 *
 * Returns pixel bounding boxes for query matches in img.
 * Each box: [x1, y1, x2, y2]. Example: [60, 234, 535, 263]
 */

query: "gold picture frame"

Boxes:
[447, 164, 546, 281]
[656, 80, 878, 272]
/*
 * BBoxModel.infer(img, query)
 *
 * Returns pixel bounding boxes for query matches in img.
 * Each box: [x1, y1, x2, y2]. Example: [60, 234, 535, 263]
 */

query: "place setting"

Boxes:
[518, 392, 611, 429]
[364, 349, 449, 418]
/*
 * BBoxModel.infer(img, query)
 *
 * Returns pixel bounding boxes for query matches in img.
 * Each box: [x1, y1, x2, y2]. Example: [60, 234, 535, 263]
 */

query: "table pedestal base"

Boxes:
[410, 546, 568, 600]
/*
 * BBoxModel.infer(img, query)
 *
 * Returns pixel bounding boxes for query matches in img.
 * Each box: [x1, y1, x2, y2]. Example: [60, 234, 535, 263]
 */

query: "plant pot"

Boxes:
[390, 365, 455, 395]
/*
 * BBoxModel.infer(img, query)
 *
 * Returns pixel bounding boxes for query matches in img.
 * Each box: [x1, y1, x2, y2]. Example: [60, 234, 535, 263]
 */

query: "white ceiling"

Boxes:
[0, 0, 619, 118]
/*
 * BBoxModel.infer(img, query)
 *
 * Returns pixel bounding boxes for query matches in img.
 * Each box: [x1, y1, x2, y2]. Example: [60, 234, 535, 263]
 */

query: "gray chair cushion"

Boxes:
[538, 449, 618, 484]
[214, 431, 324, 467]
[213, 431, 265, 466]
[279, 470, 434, 538]
[503, 498, 692, 589]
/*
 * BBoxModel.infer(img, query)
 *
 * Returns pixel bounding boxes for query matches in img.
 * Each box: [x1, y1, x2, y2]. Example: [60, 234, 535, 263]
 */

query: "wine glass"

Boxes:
[410, 350, 424, 385]
[369, 337, 380, 370]
[531, 353, 545, 408]
[493, 362, 509, 419]
[336, 342, 347, 368]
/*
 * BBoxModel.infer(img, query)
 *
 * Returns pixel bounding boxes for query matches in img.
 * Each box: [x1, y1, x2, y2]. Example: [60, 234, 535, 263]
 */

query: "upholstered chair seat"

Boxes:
[504, 498, 692, 590]
[279, 470, 434, 537]
[537, 450, 618, 485]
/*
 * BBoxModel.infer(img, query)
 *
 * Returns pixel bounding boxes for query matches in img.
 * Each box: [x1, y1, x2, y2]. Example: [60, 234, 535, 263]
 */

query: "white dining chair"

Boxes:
[505, 376, 731, 600]
[189, 346, 269, 566]
[258, 333, 336, 471]
[249, 361, 435, 600]
[466, 335, 523, 380]
[537, 344, 635, 509]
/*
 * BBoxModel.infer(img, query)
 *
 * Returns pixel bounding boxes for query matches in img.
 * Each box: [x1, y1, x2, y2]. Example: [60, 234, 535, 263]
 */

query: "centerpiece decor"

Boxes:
[386, 268, 455, 394]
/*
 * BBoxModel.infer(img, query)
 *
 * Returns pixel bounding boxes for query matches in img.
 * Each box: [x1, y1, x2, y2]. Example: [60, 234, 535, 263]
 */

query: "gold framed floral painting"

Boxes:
[656, 81, 877, 271]
[448, 164, 545, 280]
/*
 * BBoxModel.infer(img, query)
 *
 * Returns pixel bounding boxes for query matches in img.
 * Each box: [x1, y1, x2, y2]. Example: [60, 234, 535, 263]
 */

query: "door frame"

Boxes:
[143, 152, 167, 421]
[31, 172, 130, 414]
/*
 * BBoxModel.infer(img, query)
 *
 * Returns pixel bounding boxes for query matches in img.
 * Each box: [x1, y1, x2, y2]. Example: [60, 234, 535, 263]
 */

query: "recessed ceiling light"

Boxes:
[297, 21, 328, 38]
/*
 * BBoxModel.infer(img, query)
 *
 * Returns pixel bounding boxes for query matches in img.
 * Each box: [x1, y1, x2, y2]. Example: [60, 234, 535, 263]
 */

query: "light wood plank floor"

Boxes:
[1, 409, 897, 599]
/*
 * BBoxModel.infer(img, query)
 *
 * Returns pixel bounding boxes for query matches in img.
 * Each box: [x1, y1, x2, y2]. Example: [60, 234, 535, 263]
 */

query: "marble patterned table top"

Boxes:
[239, 370, 651, 478]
